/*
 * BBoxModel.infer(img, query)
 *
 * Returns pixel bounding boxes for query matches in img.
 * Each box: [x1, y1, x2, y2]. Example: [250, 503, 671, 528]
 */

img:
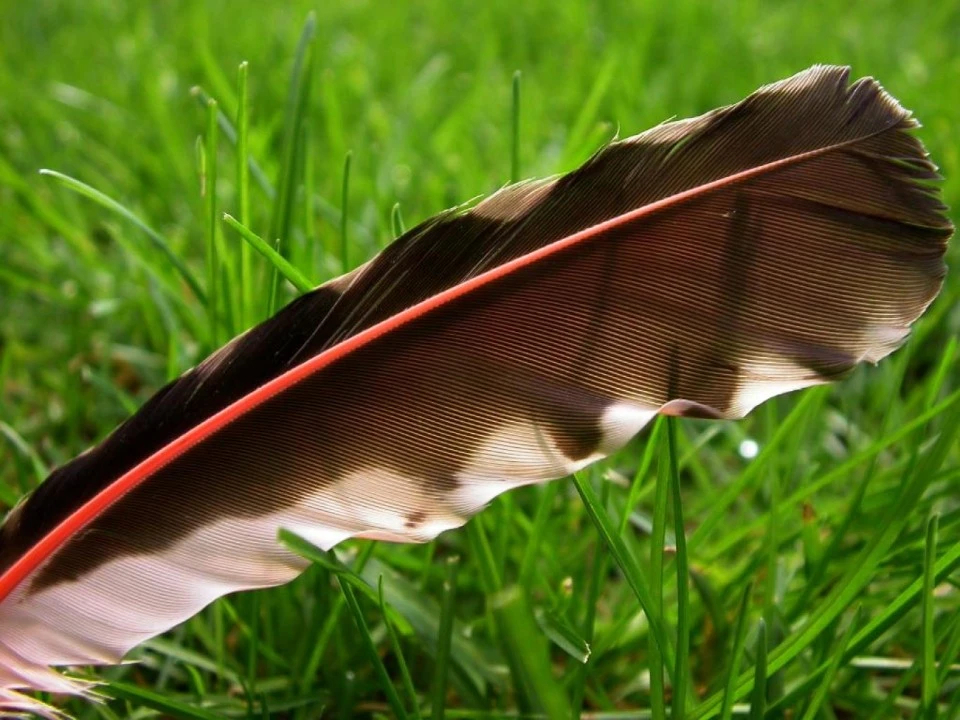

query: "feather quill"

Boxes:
[0, 65, 951, 716]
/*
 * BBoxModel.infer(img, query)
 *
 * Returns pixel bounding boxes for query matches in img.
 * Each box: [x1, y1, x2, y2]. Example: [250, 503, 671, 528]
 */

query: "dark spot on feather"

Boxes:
[551, 425, 603, 462]
[713, 192, 759, 412]
[404, 510, 426, 529]
[770, 190, 952, 245]
[720, 192, 755, 329]
[798, 349, 859, 381]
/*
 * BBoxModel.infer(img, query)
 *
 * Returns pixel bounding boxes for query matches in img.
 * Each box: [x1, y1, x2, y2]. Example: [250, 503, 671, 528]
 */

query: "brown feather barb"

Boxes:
[0, 65, 951, 716]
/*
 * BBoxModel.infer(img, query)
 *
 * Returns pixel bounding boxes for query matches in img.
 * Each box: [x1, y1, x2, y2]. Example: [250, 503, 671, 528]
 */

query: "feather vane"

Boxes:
[0, 65, 952, 715]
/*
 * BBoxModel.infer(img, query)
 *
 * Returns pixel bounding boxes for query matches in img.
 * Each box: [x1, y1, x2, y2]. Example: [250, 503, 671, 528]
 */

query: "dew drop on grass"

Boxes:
[738, 439, 759, 460]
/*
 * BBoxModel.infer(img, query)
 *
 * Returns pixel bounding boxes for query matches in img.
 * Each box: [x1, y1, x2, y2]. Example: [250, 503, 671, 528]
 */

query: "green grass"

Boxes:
[1, 1, 958, 718]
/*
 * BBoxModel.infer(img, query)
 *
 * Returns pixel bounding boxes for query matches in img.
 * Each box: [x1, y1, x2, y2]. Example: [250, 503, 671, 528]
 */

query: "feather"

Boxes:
[0, 65, 951, 715]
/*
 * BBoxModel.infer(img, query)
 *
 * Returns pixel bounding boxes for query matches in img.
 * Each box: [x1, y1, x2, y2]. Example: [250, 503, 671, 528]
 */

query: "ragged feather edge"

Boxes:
[0, 680, 98, 720]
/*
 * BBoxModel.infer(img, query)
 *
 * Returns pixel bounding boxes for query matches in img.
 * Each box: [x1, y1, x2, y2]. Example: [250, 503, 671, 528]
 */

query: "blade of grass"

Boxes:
[494, 494, 515, 586]
[392, 202, 406, 237]
[937, 601, 960, 688]
[340, 150, 352, 271]
[748, 619, 768, 720]
[719, 583, 753, 720]
[278, 534, 378, 695]
[560, 52, 619, 166]
[246, 595, 260, 688]
[337, 670, 356, 720]
[572, 481, 611, 715]
[519, 482, 561, 586]
[0, 421, 48, 487]
[38, 169, 206, 304]
[379, 577, 423, 720]
[145, 636, 248, 682]
[191, 80, 352, 250]
[650, 427, 671, 720]
[359, 556, 504, 698]
[431, 556, 459, 720]
[267, 238, 283, 315]
[510, 70, 521, 183]
[493, 586, 572, 720]
[691, 569, 730, 668]
[668, 419, 691, 719]
[191, 84, 274, 200]
[949, 691, 960, 720]
[268, 13, 316, 261]
[222, 214, 314, 293]
[759, 404, 784, 705]
[463, 517, 508, 697]
[106, 680, 225, 720]
[800, 606, 862, 720]
[619, 417, 663, 535]
[204, 98, 220, 343]
[303, 120, 317, 278]
[536, 607, 590, 664]
[213, 599, 288, 671]
[219, 257, 237, 338]
[572, 472, 674, 680]
[236, 61, 252, 327]
[465, 518, 502, 594]
[925, 335, 956, 408]
[339, 576, 409, 720]
[211, 600, 226, 688]
[921, 514, 940, 720]
[281, 539, 407, 628]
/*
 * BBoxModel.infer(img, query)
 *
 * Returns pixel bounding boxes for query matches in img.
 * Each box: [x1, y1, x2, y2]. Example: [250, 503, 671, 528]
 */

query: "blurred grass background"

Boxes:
[0, 1, 958, 718]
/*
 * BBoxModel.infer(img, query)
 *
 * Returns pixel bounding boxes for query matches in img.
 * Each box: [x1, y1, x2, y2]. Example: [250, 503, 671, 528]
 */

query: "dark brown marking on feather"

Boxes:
[547, 233, 621, 462]
[404, 510, 426, 529]
[550, 422, 603, 462]
[716, 192, 757, 408]
[754, 190, 952, 245]
[840, 148, 945, 231]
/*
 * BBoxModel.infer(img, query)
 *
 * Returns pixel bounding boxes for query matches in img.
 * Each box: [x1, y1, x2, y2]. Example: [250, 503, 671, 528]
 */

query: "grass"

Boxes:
[0, 1, 958, 718]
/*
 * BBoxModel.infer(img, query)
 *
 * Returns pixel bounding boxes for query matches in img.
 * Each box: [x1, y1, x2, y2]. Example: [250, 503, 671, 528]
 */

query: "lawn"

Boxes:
[0, 1, 958, 718]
